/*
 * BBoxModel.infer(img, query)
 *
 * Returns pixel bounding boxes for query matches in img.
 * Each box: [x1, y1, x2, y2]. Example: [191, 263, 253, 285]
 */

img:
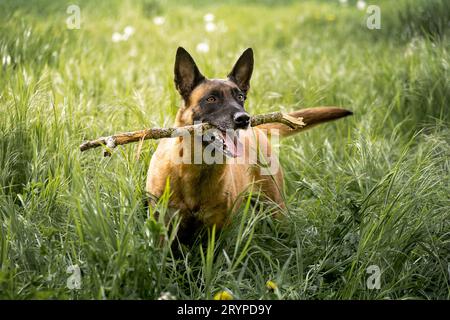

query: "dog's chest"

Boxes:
[171, 164, 244, 227]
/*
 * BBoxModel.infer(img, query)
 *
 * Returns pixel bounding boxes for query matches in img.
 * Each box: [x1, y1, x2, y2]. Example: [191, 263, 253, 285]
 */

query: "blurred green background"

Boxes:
[0, 0, 449, 299]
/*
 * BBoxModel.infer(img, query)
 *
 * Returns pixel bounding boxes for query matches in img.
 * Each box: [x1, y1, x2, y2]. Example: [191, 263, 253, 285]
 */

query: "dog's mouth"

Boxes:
[208, 129, 243, 158]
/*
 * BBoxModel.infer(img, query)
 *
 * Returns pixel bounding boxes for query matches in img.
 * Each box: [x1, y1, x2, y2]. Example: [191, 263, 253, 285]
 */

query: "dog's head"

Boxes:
[174, 47, 253, 157]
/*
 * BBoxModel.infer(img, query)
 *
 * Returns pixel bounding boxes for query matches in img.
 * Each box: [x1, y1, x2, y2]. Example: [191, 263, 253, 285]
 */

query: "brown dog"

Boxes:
[146, 47, 352, 242]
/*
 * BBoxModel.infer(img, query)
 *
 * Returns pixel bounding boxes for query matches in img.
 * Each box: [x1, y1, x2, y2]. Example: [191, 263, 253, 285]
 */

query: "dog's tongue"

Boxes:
[224, 132, 243, 158]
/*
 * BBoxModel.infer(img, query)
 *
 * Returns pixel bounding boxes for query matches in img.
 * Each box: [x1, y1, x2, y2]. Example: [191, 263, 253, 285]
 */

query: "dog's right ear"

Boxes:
[174, 47, 205, 102]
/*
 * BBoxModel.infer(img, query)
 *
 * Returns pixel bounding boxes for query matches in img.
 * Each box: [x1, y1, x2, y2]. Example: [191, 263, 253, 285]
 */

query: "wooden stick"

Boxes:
[79, 112, 305, 156]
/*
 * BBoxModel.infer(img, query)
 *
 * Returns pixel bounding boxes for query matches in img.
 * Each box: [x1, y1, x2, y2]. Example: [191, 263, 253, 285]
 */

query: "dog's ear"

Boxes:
[227, 48, 254, 94]
[174, 47, 206, 101]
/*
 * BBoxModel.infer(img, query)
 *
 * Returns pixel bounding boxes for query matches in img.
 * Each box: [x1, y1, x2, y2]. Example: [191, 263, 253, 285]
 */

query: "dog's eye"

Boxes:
[237, 93, 245, 102]
[206, 96, 217, 103]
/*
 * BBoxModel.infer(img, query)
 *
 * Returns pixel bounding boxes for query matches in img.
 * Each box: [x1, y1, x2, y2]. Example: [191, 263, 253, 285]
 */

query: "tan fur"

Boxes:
[146, 44, 355, 244]
[257, 107, 353, 137]
[146, 80, 351, 240]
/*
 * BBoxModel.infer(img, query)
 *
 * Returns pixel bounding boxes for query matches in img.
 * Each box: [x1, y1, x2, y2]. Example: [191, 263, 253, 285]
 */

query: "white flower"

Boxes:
[205, 22, 217, 32]
[196, 42, 210, 53]
[356, 0, 366, 10]
[111, 32, 123, 42]
[204, 13, 215, 22]
[153, 16, 165, 26]
[124, 26, 135, 37]
[339, 0, 348, 5]
[121, 26, 135, 40]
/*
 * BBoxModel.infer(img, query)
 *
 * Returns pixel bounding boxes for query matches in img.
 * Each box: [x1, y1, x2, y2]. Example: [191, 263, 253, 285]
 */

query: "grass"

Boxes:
[0, 0, 449, 299]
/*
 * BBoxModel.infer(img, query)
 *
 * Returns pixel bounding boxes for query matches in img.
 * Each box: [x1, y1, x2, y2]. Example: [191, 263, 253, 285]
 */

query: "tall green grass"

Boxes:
[0, 0, 449, 299]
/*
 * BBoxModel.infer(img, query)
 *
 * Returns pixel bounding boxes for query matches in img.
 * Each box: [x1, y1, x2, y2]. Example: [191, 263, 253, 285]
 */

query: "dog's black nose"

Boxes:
[233, 112, 250, 129]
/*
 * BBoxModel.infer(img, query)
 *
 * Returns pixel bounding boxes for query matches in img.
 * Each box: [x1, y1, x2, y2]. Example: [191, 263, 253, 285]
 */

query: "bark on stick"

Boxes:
[79, 112, 305, 156]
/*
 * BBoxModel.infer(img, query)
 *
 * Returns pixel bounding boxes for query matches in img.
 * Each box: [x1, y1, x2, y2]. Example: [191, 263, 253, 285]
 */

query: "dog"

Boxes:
[146, 47, 352, 243]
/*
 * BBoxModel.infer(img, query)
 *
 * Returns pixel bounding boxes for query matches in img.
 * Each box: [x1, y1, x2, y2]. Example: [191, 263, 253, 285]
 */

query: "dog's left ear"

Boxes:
[227, 48, 254, 94]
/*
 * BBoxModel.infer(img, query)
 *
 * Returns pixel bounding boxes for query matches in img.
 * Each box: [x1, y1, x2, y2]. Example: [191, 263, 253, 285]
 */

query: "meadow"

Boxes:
[0, 0, 449, 299]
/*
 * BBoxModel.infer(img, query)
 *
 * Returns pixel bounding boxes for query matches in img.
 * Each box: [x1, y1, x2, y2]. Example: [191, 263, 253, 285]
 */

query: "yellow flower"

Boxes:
[213, 290, 233, 300]
[266, 280, 278, 291]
